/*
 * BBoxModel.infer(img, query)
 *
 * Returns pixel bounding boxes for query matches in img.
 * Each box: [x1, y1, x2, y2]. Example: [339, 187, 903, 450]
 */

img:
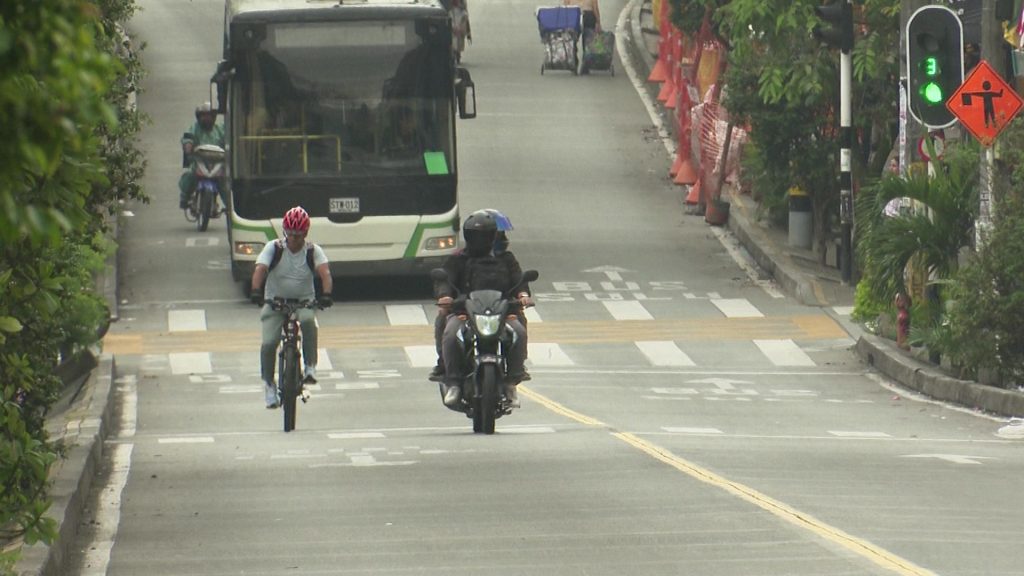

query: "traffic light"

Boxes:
[906, 5, 963, 128]
[813, 1, 853, 52]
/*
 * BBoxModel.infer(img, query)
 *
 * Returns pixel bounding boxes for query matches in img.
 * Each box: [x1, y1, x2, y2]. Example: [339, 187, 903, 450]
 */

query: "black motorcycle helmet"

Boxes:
[462, 210, 498, 257]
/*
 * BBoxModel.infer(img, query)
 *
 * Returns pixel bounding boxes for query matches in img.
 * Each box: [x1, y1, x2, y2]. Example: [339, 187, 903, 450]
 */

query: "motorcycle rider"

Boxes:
[179, 102, 226, 210]
[435, 210, 533, 408]
[429, 209, 524, 381]
[250, 206, 334, 409]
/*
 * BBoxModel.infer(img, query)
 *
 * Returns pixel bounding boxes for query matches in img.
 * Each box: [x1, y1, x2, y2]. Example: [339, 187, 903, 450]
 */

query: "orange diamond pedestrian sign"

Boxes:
[946, 60, 1024, 146]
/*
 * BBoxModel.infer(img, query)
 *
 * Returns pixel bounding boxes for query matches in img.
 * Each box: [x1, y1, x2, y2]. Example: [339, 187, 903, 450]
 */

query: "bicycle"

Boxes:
[267, 298, 326, 432]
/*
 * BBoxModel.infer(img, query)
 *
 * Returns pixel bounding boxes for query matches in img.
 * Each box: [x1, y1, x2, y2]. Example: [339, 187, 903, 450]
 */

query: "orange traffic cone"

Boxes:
[648, 57, 668, 84]
[673, 156, 697, 185]
[684, 177, 701, 204]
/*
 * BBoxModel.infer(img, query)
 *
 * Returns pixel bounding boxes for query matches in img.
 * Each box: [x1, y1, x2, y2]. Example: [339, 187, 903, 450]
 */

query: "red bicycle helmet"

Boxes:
[282, 206, 310, 233]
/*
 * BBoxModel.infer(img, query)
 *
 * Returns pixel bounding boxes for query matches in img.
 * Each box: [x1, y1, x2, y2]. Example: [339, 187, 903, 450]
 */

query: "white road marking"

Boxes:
[79, 443, 134, 576]
[524, 306, 543, 323]
[603, 300, 653, 320]
[328, 432, 386, 440]
[829, 431, 892, 438]
[663, 427, 724, 435]
[386, 304, 429, 325]
[527, 343, 574, 366]
[317, 348, 332, 370]
[712, 298, 764, 318]
[334, 382, 380, 390]
[902, 454, 995, 465]
[168, 309, 206, 332]
[404, 345, 438, 367]
[635, 341, 696, 366]
[169, 352, 212, 375]
[158, 437, 215, 444]
[754, 339, 816, 366]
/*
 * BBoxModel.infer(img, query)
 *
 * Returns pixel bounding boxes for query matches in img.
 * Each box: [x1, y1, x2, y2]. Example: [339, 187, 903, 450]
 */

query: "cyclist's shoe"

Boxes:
[427, 363, 444, 382]
[264, 382, 279, 409]
[300, 384, 311, 403]
[505, 370, 531, 385]
[179, 199, 188, 210]
[303, 365, 317, 385]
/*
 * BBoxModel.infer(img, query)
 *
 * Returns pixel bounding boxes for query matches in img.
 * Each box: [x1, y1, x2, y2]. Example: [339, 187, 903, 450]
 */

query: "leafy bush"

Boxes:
[945, 192, 1024, 387]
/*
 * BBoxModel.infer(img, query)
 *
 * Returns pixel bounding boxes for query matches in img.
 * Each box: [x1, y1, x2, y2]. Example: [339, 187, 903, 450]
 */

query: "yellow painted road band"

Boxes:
[102, 315, 846, 355]
[519, 387, 938, 576]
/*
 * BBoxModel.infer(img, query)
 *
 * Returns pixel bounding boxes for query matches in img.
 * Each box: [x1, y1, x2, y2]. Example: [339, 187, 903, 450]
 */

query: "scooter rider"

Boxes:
[250, 207, 334, 409]
[435, 210, 533, 408]
[179, 102, 226, 210]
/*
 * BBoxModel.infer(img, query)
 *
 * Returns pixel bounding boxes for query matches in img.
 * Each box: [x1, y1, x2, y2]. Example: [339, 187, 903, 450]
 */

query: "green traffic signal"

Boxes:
[922, 56, 939, 76]
[921, 82, 944, 104]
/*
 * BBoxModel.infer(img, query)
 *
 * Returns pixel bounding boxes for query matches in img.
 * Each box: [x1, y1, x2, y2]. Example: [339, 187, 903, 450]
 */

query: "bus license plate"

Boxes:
[329, 197, 359, 214]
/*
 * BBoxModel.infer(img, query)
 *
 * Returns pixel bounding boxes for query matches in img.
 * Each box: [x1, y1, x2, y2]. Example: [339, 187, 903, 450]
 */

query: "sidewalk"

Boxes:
[622, 0, 1024, 420]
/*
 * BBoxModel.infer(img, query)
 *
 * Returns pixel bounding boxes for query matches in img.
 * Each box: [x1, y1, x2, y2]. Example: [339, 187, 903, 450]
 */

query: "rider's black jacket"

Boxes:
[434, 250, 530, 314]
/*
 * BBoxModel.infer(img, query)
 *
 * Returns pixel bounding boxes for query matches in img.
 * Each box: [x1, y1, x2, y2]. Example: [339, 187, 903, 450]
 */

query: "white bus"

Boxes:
[212, 0, 476, 292]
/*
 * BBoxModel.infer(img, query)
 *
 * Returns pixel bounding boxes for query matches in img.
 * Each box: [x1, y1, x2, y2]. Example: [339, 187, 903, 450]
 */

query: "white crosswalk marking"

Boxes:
[527, 343, 574, 366]
[168, 309, 207, 332]
[169, 352, 212, 375]
[602, 301, 653, 320]
[635, 341, 696, 366]
[754, 339, 816, 366]
[524, 307, 543, 323]
[317, 348, 333, 370]
[385, 304, 429, 325]
[711, 299, 764, 318]
[404, 345, 437, 367]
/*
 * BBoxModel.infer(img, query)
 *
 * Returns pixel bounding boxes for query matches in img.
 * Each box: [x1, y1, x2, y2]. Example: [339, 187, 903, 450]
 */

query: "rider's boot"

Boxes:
[442, 381, 461, 407]
[504, 383, 520, 408]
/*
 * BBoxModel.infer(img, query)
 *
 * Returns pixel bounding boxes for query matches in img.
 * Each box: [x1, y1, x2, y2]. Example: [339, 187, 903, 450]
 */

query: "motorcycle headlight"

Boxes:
[473, 313, 501, 337]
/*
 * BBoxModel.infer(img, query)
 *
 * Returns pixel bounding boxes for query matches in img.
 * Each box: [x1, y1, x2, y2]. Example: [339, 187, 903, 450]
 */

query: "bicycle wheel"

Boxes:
[281, 345, 300, 432]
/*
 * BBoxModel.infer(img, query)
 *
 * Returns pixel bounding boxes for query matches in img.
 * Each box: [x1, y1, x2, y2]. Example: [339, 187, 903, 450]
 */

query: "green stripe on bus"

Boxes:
[232, 222, 276, 241]
[404, 218, 458, 259]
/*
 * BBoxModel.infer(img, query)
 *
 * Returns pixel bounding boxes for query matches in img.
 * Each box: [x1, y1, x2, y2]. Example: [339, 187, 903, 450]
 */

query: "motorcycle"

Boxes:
[431, 267, 539, 434]
[183, 141, 225, 232]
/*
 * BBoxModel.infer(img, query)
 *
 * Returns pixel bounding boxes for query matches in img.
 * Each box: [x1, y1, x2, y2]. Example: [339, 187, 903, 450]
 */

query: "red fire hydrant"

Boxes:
[895, 292, 911, 350]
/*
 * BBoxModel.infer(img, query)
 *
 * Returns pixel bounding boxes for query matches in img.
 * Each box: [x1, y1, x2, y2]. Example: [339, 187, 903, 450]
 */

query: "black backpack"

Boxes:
[264, 240, 324, 298]
[465, 255, 510, 292]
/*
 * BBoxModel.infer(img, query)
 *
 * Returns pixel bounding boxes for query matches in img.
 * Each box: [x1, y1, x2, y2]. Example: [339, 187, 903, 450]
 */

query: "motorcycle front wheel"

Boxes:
[476, 364, 498, 435]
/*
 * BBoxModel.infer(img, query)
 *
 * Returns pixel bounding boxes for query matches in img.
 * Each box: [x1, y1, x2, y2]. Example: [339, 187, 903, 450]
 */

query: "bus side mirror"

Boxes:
[210, 60, 233, 114]
[455, 67, 476, 119]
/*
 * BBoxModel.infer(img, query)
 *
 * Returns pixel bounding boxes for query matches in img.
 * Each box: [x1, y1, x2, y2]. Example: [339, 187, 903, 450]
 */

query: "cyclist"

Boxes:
[250, 206, 333, 409]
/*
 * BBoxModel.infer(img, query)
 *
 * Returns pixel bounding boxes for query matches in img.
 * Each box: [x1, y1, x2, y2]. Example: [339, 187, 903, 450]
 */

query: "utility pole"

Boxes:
[977, 0, 1001, 247]
[814, 0, 854, 283]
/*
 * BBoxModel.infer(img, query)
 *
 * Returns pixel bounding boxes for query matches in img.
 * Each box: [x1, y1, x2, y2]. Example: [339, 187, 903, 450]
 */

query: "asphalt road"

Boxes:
[66, 0, 1024, 575]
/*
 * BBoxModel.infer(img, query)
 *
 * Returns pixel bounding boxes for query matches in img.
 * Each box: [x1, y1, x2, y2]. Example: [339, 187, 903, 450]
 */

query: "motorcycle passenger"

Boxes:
[178, 102, 226, 210]
[435, 210, 533, 408]
[250, 206, 334, 409]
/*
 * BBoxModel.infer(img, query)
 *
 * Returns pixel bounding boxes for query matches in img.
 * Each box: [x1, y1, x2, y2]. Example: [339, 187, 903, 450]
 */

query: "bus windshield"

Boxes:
[232, 20, 455, 183]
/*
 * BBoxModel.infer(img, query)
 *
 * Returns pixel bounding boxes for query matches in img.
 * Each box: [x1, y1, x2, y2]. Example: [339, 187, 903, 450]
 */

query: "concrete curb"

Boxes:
[857, 334, 1024, 418]
[16, 355, 117, 576]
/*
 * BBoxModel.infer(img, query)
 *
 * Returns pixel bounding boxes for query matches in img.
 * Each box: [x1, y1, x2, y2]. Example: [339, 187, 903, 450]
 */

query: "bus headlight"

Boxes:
[234, 241, 263, 256]
[424, 235, 457, 251]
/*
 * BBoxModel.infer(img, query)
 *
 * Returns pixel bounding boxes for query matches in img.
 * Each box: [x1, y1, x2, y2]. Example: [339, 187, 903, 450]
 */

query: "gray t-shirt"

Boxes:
[256, 240, 329, 301]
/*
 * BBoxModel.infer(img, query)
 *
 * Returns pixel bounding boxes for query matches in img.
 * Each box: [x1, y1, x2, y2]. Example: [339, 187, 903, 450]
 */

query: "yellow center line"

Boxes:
[520, 386, 937, 576]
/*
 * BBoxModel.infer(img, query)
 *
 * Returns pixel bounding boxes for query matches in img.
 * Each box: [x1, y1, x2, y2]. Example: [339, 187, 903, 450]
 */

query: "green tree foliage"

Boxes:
[854, 144, 977, 307]
[681, 0, 900, 262]
[946, 192, 1024, 385]
[1, 0, 144, 569]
